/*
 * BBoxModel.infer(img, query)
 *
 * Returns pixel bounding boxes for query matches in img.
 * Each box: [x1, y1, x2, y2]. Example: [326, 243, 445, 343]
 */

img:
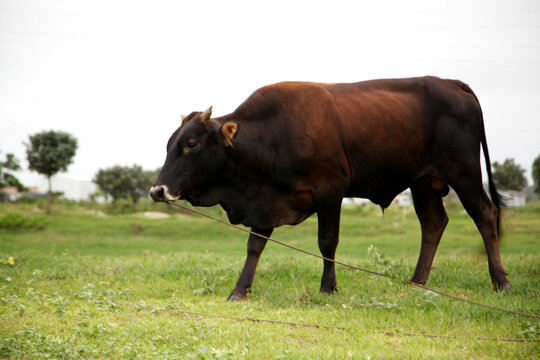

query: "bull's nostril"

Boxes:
[149, 185, 165, 202]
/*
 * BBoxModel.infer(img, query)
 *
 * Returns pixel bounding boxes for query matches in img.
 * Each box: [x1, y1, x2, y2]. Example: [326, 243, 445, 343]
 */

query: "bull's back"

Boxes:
[234, 77, 481, 205]
[324, 77, 482, 202]
[328, 79, 432, 191]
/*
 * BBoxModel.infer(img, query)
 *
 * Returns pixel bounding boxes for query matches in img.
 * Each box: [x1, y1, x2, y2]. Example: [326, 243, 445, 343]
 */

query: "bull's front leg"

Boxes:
[317, 201, 342, 294]
[227, 227, 273, 301]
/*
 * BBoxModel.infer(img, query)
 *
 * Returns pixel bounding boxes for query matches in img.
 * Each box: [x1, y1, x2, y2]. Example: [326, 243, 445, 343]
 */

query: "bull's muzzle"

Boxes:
[149, 185, 180, 202]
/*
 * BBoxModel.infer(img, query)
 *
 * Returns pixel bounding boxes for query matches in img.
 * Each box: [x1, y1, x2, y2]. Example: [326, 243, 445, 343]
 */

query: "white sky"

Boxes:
[1, 0, 539, 186]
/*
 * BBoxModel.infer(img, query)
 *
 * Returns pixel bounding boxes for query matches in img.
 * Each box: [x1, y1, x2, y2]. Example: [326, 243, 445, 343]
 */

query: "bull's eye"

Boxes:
[183, 140, 198, 153]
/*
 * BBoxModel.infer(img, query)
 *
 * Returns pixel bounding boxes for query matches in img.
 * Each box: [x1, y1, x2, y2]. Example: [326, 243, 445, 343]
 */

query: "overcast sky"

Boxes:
[1, 0, 539, 187]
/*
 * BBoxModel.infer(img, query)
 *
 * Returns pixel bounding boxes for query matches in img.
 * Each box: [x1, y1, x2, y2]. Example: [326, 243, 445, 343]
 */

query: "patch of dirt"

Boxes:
[85, 210, 107, 217]
[141, 211, 170, 219]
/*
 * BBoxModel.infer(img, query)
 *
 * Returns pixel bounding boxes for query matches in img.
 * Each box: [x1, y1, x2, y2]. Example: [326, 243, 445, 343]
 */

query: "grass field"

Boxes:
[0, 200, 539, 359]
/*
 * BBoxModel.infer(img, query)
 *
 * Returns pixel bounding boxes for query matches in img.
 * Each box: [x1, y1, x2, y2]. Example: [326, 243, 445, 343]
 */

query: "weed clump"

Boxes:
[0, 212, 45, 231]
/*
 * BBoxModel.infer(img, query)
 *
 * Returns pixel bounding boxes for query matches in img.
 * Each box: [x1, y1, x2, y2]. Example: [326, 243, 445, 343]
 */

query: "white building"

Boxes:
[342, 189, 412, 207]
[499, 190, 526, 207]
[342, 197, 370, 206]
[392, 190, 412, 207]
[36, 176, 99, 201]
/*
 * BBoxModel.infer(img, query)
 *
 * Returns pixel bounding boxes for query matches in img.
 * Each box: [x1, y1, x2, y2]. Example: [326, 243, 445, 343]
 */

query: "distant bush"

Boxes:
[106, 199, 137, 214]
[14, 196, 34, 204]
[0, 212, 46, 231]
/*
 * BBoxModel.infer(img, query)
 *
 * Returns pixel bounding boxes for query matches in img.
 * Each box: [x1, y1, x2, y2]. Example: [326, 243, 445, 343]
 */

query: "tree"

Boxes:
[492, 158, 527, 191]
[532, 153, 540, 196]
[93, 165, 150, 210]
[0, 151, 25, 191]
[25, 130, 78, 213]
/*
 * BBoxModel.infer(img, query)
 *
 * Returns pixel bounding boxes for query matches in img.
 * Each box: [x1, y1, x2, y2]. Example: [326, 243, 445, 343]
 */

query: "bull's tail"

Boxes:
[481, 123, 504, 235]
[460, 82, 503, 235]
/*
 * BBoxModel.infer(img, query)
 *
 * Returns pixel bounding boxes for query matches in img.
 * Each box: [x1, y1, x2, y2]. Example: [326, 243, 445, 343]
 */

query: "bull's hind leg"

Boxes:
[450, 178, 510, 291]
[227, 227, 273, 301]
[409, 176, 449, 285]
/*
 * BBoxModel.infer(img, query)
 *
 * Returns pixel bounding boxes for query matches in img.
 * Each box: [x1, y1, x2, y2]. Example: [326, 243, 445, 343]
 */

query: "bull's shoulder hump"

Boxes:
[233, 82, 334, 117]
[256, 81, 333, 94]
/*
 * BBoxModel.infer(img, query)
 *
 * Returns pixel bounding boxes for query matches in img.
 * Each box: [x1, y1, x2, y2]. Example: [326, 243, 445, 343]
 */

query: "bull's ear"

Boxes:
[200, 106, 212, 124]
[220, 121, 240, 147]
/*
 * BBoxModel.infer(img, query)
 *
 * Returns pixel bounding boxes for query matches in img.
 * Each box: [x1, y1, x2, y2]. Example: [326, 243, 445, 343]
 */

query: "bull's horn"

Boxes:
[181, 114, 187, 121]
[200, 106, 213, 124]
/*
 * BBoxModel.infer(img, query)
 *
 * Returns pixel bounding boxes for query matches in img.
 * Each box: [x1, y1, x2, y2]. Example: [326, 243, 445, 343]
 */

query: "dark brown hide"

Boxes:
[150, 76, 509, 300]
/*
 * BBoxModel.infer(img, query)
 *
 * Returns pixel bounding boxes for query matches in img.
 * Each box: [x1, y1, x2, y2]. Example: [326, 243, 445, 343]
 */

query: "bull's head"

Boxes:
[149, 107, 239, 205]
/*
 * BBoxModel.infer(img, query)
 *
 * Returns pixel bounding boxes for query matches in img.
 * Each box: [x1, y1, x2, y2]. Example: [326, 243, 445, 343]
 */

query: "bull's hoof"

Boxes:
[319, 286, 338, 295]
[320, 276, 337, 294]
[408, 276, 427, 286]
[493, 279, 512, 292]
[227, 290, 247, 301]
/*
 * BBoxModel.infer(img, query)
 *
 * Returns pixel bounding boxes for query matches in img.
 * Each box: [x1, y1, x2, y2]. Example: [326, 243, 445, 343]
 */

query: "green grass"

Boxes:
[0, 201, 539, 359]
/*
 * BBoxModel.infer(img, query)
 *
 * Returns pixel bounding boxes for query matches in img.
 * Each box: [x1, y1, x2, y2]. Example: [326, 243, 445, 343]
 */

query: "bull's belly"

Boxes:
[345, 178, 412, 208]
[345, 189, 404, 208]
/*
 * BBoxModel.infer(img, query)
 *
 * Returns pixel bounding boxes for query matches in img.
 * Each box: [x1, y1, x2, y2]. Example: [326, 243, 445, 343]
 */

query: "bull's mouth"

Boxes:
[180, 193, 194, 204]
[149, 185, 181, 203]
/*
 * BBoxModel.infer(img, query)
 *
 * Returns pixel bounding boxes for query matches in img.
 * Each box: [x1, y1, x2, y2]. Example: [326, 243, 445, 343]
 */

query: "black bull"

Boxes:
[150, 76, 510, 300]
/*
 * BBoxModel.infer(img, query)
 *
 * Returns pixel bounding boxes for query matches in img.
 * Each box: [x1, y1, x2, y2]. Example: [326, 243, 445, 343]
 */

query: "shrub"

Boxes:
[0, 212, 46, 231]
[14, 196, 38, 204]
